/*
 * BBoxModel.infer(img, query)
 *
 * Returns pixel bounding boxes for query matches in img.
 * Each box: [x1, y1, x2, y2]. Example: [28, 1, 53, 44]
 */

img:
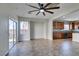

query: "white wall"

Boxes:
[43, 21, 48, 39]
[64, 24, 69, 30]
[0, 15, 9, 56]
[30, 21, 34, 39]
[47, 19, 53, 40]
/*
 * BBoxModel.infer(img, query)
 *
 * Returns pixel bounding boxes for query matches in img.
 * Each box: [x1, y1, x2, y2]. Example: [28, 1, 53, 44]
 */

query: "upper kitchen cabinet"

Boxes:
[74, 21, 79, 30]
[53, 21, 64, 29]
[69, 21, 79, 30]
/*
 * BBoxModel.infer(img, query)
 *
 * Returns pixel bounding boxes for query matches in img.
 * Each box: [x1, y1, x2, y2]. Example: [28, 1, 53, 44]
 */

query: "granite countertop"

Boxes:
[73, 30, 79, 33]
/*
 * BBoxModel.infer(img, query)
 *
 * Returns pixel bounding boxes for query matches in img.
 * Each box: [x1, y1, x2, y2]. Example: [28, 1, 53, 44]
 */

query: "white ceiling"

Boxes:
[0, 3, 79, 20]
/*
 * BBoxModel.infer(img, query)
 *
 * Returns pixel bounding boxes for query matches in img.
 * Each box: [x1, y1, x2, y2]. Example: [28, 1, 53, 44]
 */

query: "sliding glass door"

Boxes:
[9, 19, 17, 49]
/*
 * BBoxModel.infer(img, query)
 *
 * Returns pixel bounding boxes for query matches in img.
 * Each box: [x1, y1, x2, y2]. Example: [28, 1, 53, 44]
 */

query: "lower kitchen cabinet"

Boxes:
[53, 32, 64, 39]
[53, 32, 72, 39]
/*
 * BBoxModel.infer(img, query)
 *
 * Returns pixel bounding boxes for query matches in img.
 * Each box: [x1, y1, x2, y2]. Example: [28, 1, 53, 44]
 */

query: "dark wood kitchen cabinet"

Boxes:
[74, 21, 79, 29]
[53, 32, 64, 39]
[53, 21, 72, 40]
[69, 21, 79, 30]
[53, 21, 64, 29]
[67, 32, 72, 38]
[53, 32, 72, 39]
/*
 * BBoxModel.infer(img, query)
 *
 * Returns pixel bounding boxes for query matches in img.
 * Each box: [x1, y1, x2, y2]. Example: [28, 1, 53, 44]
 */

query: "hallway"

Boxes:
[7, 39, 79, 56]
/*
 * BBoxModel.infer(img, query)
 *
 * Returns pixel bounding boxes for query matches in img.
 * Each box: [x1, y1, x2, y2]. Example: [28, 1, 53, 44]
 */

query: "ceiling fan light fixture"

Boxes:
[26, 3, 60, 16]
[40, 9, 44, 13]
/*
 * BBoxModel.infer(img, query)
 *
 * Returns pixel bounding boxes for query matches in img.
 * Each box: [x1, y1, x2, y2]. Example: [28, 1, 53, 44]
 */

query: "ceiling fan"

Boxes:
[26, 3, 60, 16]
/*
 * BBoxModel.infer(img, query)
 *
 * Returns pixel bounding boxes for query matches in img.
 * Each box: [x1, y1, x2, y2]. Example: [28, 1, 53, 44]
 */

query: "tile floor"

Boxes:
[7, 39, 79, 56]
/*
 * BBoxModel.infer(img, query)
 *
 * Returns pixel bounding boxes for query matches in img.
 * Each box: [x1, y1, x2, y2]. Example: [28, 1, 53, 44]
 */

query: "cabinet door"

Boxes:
[57, 22, 64, 29]
[53, 32, 64, 39]
[53, 21, 64, 29]
[67, 32, 72, 38]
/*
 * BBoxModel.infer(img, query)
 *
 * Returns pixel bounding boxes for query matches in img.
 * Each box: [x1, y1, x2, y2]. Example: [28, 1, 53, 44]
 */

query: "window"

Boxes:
[64, 23, 69, 30]
[20, 21, 29, 41]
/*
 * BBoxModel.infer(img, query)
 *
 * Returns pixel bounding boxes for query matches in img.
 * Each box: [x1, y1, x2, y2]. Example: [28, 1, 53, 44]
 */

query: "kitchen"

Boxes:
[53, 20, 79, 40]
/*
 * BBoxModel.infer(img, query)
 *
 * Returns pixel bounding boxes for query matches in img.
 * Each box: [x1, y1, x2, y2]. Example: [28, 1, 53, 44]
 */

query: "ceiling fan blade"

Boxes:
[26, 4, 39, 9]
[28, 10, 39, 14]
[45, 10, 54, 14]
[41, 4, 44, 8]
[38, 3, 41, 7]
[36, 11, 40, 15]
[45, 7, 60, 10]
[44, 3, 51, 8]
[38, 3, 44, 8]
[43, 12, 45, 16]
